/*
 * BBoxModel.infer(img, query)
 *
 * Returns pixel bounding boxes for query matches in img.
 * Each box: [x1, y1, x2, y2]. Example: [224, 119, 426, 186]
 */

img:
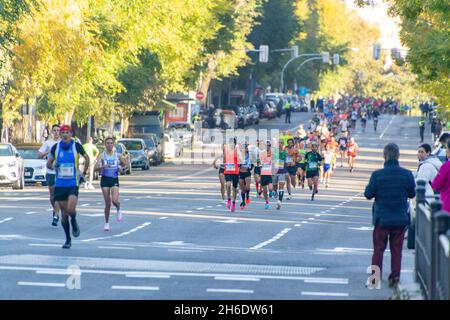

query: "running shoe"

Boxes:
[62, 241, 71, 249]
[71, 217, 80, 238]
[240, 203, 245, 210]
[231, 202, 236, 212]
[276, 200, 281, 210]
[245, 197, 250, 205]
[104, 223, 110, 232]
[226, 199, 231, 209]
[265, 203, 270, 210]
[258, 193, 263, 199]
[52, 214, 59, 227]
[116, 210, 123, 222]
[286, 195, 292, 200]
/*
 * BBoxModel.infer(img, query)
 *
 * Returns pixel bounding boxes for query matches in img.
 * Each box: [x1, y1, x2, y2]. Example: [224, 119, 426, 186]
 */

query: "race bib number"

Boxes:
[225, 164, 236, 172]
[309, 162, 318, 169]
[340, 140, 346, 146]
[262, 163, 272, 174]
[106, 159, 117, 166]
[277, 160, 285, 168]
[58, 163, 74, 178]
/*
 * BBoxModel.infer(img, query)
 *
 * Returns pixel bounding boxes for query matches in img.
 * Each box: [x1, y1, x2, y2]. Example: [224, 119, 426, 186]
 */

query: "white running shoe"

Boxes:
[276, 200, 281, 210]
[116, 210, 123, 222]
[104, 223, 110, 231]
[84, 182, 89, 189]
[88, 183, 95, 190]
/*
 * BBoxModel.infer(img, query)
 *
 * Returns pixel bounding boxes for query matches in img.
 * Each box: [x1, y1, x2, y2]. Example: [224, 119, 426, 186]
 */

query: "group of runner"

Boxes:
[213, 118, 360, 209]
[39, 124, 125, 248]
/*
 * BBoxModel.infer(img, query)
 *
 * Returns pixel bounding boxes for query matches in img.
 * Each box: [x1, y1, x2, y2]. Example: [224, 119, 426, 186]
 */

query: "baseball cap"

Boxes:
[59, 124, 72, 132]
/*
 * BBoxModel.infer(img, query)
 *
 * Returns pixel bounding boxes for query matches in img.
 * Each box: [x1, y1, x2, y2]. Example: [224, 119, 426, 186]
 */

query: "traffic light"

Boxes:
[322, 52, 329, 63]
[259, 45, 269, 63]
[372, 43, 381, 60]
[333, 54, 340, 65]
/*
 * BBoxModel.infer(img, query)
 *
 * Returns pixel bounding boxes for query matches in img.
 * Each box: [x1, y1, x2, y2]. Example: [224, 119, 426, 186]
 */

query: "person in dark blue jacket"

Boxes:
[364, 143, 416, 288]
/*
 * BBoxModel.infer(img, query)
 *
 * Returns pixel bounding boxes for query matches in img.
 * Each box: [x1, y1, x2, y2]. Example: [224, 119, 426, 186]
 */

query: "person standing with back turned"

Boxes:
[364, 143, 415, 288]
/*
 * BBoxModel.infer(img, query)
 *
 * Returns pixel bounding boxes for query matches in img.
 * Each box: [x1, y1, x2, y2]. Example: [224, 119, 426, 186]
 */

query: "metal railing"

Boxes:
[415, 180, 450, 300]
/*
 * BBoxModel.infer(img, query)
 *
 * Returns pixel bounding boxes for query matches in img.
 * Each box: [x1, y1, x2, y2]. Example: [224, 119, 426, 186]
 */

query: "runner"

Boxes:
[252, 141, 263, 199]
[95, 137, 127, 231]
[361, 109, 367, 133]
[305, 142, 323, 201]
[46, 124, 89, 249]
[260, 140, 275, 209]
[285, 138, 297, 200]
[337, 131, 349, 167]
[275, 140, 287, 210]
[322, 143, 334, 188]
[38, 124, 61, 226]
[373, 108, 380, 132]
[224, 138, 239, 212]
[347, 137, 359, 172]
[213, 143, 226, 203]
[296, 140, 307, 189]
[238, 143, 253, 210]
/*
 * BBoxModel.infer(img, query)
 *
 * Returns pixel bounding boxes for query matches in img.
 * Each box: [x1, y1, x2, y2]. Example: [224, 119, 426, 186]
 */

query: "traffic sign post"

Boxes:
[196, 91, 204, 100]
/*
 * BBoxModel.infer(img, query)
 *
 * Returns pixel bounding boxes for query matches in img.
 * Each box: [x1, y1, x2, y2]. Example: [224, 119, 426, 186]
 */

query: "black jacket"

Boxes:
[364, 159, 416, 227]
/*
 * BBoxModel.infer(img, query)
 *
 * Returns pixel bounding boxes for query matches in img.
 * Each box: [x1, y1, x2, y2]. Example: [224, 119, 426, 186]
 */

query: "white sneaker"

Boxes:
[276, 200, 281, 210]
[84, 183, 89, 189]
[88, 184, 95, 190]
[116, 210, 123, 222]
[104, 223, 110, 231]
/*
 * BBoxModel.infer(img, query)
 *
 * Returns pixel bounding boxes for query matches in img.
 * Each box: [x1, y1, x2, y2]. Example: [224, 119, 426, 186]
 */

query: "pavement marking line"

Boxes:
[46, 209, 53, 212]
[250, 228, 292, 250]
[348, 227, 374, 231]
[28, 243, 61, 248]
[0, 217, 14, 224]
[214, 276, 260, 282]
[98, 246, 135, 250]
[379, 115, 396, 139]
[167, 249, 204, 253]
[207, 289, 254, 294]
[111, 285, 159, 291]
[81, 222, 152, 242]
[303, 279, 348, 285]
[301, 291, 349, 297]
[18, 282, 66, 288]
[126, 273, 170, 279]
[26, 211, 38, 215]
[159, 217, 168, 220]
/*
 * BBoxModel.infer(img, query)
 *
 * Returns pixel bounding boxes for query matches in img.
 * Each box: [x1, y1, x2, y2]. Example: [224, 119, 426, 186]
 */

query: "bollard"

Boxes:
[430, 201, 443, 300]
[416, 180, 427, 205]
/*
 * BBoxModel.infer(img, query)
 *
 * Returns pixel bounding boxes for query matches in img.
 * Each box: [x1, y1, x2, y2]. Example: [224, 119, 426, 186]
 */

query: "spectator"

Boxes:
[431, 140, 450, 212]
[418, 117, 426, 143]
[364, 143, 416, 288]
[416, 143, 441, 204]
[82, 136, 100, 190]
[432, 132, 450, 163]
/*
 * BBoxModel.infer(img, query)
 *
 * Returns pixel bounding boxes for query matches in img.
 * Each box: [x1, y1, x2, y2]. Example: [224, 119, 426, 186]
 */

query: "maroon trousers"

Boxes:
[371, 224, 406, 281]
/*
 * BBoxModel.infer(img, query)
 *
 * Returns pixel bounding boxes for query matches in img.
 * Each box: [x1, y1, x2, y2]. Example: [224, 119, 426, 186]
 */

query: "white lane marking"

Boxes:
[26, 211, 38, 215]
[112, 285, 159, 291]
[216, 219, 241, 224]
[98, 246, 135, 250]
[80, 203, 90, 207]
[18, 282, 66, 288]
[97, 202, 102, 205]
[186, 211, 193, 213]
[126, 273, 170, 279]
[0, 217, 14, 224]
[348, 227, 374, 231]
[214, 276, 260, 282]
[28, 243, 61, 248]
[81, 214, 104, 217]
[197, 207, 204, 210]
[379, 115, 396, 139]
[308, 218, 315, 221]
[159, 217, 168, 220]
[207, 288, 253, 294]
[82, 222, 151, 242]
[301, 291, 349, 297]
[206, 206, 213, 208]
[250, 228, 291, 250]
[46, 209, 53, 212]
[168, 249, 203, 253]
[124, 199, 130, 201]
[304, 278, 348, 284]
[315, 214, 321, 217]
[294, 224, 301, 227]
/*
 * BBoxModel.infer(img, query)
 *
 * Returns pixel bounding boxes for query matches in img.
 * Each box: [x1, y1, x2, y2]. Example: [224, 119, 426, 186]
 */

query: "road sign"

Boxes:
[299, 87, 308, 97]
[196, 91, 204, 100]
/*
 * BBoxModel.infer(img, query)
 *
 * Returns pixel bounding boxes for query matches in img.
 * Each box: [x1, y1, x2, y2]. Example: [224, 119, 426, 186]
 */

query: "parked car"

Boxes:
[142, 136, 163, 165]
[114, 143, 132, 175]
[164, 133, 182, 159]
[222, 106, 246, 128]
[242, 106, 253, 126]
[117, 138, 150, 170]
[0, 143, 24, 190]
[286, 95, 301, 112]
[16, 144, 47, 186]
[167, 122, 194, 148]
[259, 101, 277, 119]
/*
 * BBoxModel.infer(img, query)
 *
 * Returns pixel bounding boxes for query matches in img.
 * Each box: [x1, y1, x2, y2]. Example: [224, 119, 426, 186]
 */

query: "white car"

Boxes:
[17, 145, 47, 185]
[0, 143, 25, 190]
[164, 133, 182, 159]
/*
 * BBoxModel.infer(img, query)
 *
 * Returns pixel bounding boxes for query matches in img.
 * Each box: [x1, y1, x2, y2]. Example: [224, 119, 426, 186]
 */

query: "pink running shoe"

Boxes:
[231, 202, 236, 212]
[226, 199, 231, 209]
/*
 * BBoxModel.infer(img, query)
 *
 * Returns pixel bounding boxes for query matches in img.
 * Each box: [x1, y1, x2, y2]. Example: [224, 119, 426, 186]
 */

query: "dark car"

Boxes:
[259, 101, 277, 119]
[117, 138, 150, 170]
[222, 106, 246, 129]
[142, 136, 163, 165]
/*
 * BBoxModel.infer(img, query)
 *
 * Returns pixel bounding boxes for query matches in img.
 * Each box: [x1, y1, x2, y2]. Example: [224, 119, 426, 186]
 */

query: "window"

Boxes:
[0, 145, 13, 156]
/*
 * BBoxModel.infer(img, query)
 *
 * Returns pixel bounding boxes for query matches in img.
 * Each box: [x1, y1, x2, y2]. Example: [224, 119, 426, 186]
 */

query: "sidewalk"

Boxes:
[390, 250, 424, 300]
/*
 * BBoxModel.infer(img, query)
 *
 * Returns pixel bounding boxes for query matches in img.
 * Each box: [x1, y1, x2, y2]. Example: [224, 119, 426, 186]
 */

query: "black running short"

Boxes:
[54, 186, 79, 201]
[225, 174, 239, 188]
[306, 170, 320, 179]
[297, 163, 306, 171]
[239, 171, 251, 180]
[219, 167, 225, 175]
[101, 176, 119, 188]
[254, 166, 261, 175]
[261, 175, 273, 187]
[286, 166, 297, 176]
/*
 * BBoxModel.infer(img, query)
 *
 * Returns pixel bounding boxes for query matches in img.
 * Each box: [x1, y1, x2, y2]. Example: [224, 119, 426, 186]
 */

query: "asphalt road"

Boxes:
[0, 111, 429, 300]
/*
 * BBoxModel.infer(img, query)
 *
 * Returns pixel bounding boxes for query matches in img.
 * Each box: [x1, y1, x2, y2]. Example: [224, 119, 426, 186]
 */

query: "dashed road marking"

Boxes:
[207, 288, 253, 294]
[26, 211, 38, 215]
[18, 282, 66, 288]
[301, 291, 349, 297]
[0, 217, 14, 224]
[250, 228, 291, 250]
[112, 285, 159, 291]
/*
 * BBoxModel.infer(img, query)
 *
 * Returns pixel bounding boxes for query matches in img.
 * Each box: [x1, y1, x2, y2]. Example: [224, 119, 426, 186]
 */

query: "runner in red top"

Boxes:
[347, 137, 359, 173]
[224, 138, 239, 212]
